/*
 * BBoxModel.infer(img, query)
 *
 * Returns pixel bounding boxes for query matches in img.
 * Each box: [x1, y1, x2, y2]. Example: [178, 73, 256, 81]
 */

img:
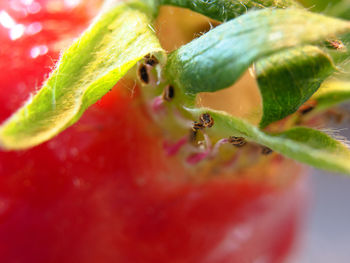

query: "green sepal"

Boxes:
[256, 46, 336, 128]
[299, 0, 349, 19]
[166, 8, 350, 97]
[0, 0, 164, 150]
[186, 107, 350, 174]
[312, 80, 350, 110]
[327, 1, 350, 20]
[158, 0, 300, 21]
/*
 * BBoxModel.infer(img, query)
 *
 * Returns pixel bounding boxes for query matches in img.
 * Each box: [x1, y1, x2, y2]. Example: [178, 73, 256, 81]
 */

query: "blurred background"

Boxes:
[297, 108, 350, 262]
[297, 168, 350, 262]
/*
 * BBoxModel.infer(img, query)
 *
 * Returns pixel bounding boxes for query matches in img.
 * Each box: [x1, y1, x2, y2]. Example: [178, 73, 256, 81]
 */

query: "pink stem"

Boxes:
[151, 96, 165, 113]
[163, 136, 188, 156]
[186, 150, 211, 165]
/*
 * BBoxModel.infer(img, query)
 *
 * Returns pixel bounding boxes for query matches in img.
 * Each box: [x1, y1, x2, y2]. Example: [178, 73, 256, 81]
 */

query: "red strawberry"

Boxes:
[0, 1, 308, 262]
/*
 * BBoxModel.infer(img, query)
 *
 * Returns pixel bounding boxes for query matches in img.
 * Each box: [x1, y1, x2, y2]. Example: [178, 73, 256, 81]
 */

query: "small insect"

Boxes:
[144, 54, 159, 66]
[199, 113, 214, 128]
[192, 121, 204, 131]
[137, 63, 149, 84]
[261, 146, 273, 155]
[228, 136, 247, 147]
[326, 39, 345, 50]
[162, 85, 175, 102]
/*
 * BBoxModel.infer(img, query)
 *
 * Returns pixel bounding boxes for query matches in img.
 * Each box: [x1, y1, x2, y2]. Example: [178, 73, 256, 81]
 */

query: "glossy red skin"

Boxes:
[0, 1, 307, 262]
[0, 0, 96, 122]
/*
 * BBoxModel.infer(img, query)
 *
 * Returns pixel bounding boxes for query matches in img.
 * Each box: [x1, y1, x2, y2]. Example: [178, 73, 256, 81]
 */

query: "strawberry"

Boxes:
[2, 0, 350, 263]
[0, 1, 310, 262]
[0, 81, 308, 263]
[0, 0, 100, 122]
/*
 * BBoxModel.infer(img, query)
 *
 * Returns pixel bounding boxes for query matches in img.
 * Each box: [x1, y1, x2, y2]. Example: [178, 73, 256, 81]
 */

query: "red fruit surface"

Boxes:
[0, 0, 99, 122]
[0, 1, 308, 263]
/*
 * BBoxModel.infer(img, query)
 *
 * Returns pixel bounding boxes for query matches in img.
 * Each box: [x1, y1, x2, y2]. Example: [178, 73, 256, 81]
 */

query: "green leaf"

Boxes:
[327, 1, 350, 20]
[166, 8, 350, 98]
[0, 0, 164, 150]
[186, 107, 350, 174]
[158, 0, 300, 21]
[159, 0, 349, 127]
[298, 0, 350, 20]
[312, 80, 350, 110]
[298, 0, 341, 12]
[299, 1, 350, 20]
[256, 46, 336, 128]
